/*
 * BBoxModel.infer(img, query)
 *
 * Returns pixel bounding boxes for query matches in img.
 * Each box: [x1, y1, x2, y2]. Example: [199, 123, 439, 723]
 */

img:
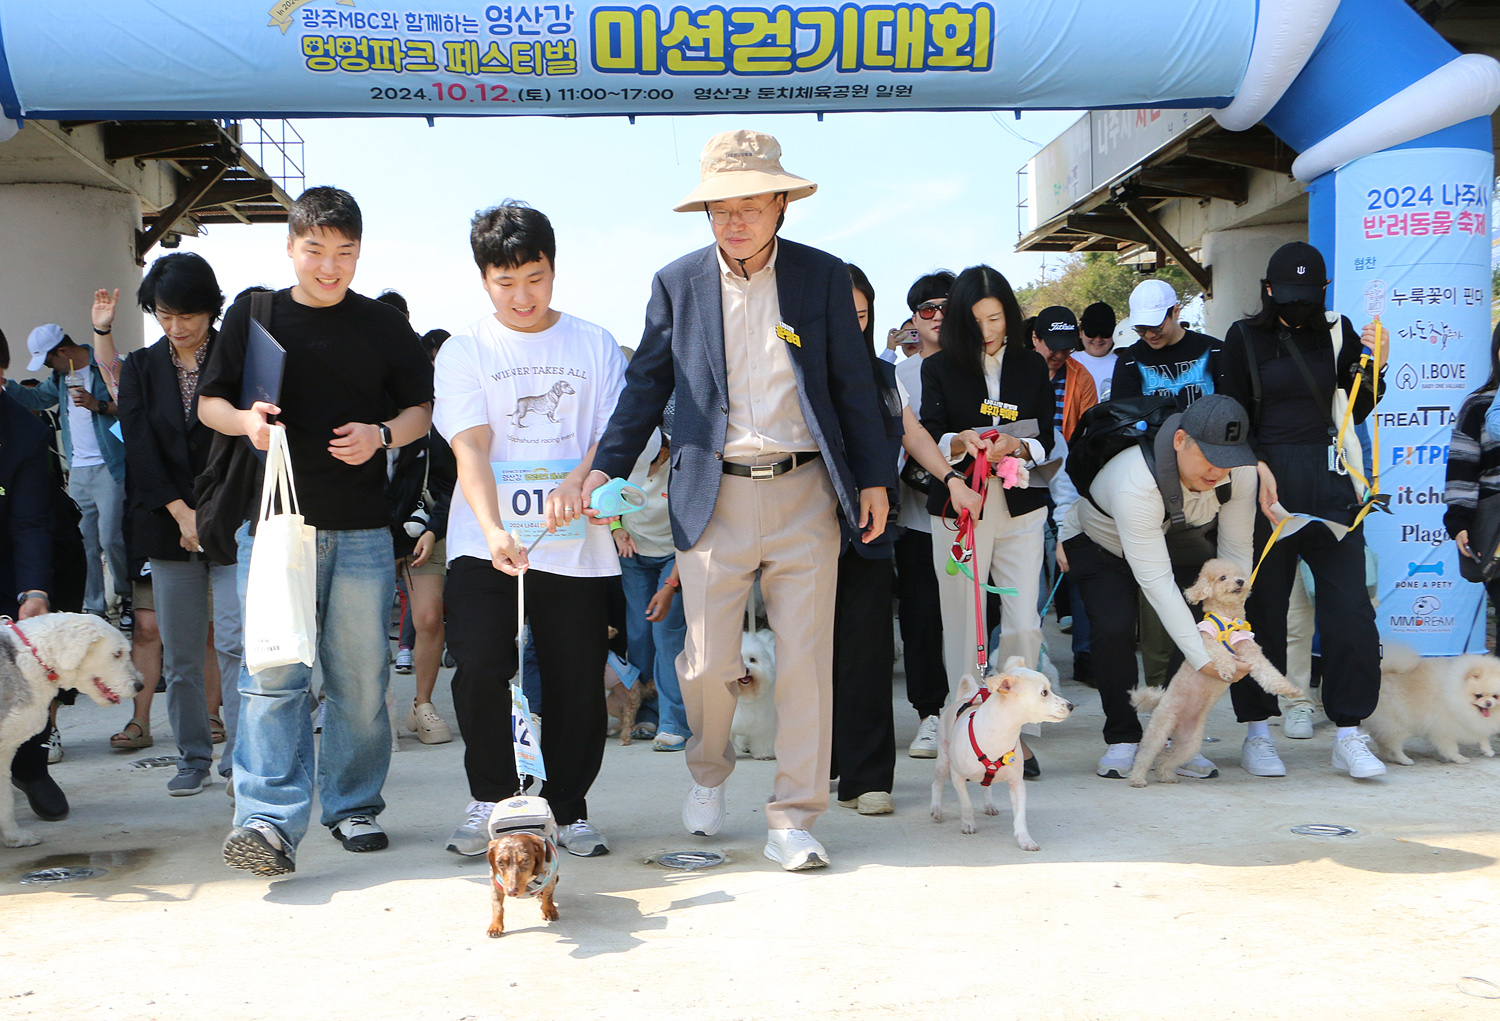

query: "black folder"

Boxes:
[241, 319, 285, 462]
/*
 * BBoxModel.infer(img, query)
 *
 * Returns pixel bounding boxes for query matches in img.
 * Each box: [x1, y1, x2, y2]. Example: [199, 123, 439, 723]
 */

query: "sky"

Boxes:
[150, 109, 1078, 346]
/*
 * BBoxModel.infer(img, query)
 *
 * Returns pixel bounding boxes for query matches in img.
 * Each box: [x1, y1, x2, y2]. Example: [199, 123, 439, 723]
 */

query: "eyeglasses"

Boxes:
[915, 302, 947, 320]
[706, 202, 774, 226]
[1133, 306, 1179, 338]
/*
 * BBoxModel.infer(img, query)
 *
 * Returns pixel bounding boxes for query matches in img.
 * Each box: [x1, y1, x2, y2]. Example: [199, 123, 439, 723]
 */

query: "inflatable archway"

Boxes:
[2, 0, 1498, 654]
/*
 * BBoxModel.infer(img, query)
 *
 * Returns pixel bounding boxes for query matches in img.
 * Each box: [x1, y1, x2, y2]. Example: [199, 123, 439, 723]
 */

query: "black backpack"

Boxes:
[1066, 394, 1232, 522]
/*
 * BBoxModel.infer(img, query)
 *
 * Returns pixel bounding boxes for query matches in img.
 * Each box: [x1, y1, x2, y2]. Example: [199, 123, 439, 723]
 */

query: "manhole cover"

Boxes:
[19, 866, 107, 885]
[656, 851, 725, 870]
[131, 755, 180, 770]
[1290, 823, 1357, 837]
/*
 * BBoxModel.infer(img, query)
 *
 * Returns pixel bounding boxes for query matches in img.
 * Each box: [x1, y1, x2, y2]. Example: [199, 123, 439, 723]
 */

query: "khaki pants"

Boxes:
[675, 461, 840, 831]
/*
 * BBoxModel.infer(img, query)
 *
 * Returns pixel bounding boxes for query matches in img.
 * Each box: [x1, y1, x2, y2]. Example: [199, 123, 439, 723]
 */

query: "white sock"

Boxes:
[1336, 726, 1359, 741]
[1246, 721, 1270, 739]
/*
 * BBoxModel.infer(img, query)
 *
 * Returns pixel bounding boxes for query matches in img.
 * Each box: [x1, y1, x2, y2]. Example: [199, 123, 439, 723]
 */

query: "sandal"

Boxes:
[110, 717, 153, 751]
[209, 713, 226, 745]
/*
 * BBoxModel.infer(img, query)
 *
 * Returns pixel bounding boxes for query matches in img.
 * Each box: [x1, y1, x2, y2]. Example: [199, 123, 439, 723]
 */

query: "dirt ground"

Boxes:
[3, 619, 1498, 1021]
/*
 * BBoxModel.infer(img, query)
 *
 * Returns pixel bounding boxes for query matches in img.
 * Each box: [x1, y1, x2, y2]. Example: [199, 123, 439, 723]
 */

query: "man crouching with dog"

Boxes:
[577, 129, 892, 871]
[1059, 394, 1277, 781]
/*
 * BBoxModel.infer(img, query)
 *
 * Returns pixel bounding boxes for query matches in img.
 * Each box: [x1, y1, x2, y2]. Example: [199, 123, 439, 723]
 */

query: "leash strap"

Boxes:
[3, 617, 59, 682]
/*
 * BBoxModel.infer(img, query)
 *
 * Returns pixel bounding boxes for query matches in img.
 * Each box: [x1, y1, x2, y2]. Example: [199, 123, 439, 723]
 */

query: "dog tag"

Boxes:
[511, 684, 547, 781]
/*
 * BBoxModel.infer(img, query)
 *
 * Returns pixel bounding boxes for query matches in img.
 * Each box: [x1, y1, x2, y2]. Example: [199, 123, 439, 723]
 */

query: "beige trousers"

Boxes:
[674, 461, 841, 830]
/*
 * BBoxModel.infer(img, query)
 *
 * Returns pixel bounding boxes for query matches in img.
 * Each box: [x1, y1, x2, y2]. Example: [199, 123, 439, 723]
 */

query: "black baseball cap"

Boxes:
[1266, 241, 1327, 304]
[1179, 395, 1256, 468]
[1034, 306, 1080, 351]
[1079, 301, 1116, 337]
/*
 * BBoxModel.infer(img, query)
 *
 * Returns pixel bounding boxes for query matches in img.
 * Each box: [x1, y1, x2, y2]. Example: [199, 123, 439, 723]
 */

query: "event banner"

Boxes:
[1333, 147, 1494, 655]
[0, 0, 1253, 120]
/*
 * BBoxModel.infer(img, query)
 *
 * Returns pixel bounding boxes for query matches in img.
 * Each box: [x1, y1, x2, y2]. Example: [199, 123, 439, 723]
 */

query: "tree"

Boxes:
[1015, 251, 1204, 323]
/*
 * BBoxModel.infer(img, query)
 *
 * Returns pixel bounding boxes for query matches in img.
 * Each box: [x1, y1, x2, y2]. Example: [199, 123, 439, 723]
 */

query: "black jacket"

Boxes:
[0, 392, 55, 609]
[118, 335, 219, 562]
[387, 429, 456, 559]
[919, 343, 1054, 520]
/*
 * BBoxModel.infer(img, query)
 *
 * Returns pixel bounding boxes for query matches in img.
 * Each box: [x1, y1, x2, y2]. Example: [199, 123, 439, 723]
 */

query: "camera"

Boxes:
[402, 502, 431, 538]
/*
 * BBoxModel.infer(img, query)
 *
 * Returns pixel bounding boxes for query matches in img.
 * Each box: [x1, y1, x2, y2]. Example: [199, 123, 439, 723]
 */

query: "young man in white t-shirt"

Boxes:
[1075, 301, 1118, 402]
[434, 202, 626, 859]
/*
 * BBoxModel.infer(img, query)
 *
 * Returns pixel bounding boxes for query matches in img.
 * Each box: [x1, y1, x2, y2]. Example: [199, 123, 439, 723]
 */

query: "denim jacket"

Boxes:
[5, 344, 126, 483]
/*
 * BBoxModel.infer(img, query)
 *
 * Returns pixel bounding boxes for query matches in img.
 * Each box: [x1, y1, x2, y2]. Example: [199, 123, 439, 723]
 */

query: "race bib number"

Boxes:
[493, 459, 584, 548]
[511, 684, 546, 781]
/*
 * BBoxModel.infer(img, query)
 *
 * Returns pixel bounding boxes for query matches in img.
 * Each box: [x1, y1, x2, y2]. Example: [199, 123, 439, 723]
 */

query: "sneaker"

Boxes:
[1097, 742, 1138, 778]
[556, 819, 609, 857]
[837, 791, 894, 815]
[1058, 615, 1073, 634]
[1176, 754, 1219, 779]
[405, 701, 454, 744]
[1240, 735, 1287, 777]
[764, 828, 829, 870]
[44, 724, 63, 764]
[443, 649, 457, 668]
[117, 598, 134, 633]
[330, 814, 388, 852]
[313, 699, 325, 734]
[908, 716, 940, 759]
[631, 721, 658, 741]
[652, 732, 686, 752]
[224, 771, 234, 800]
[223, 820, 295, 876]
[682, 782, 726, 836]
[167, 766, 211, 797]
[1283, 704, 1316, 740]
[394, 648, 413, 674]
[1332, 730, 1387, 779]
[446, 800, 497, 856]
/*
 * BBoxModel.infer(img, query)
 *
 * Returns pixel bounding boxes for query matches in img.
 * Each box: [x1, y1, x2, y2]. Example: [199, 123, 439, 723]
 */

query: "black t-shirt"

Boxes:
[199, 288, 434, 530]
[1110, 329, 1221, 409]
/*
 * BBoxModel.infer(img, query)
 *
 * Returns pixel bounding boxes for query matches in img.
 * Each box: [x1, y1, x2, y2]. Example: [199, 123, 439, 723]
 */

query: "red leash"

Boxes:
[952, 430, 998, 675]
[3, 617, 60, 682]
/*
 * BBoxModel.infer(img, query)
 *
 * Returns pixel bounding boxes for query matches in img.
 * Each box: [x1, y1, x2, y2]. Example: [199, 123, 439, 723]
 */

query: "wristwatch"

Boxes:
[17, 590, 47, 606]
[378, 423, 393, 448]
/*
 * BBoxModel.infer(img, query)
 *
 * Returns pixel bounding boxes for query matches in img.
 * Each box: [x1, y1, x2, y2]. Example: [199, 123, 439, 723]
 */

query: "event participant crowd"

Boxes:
[2, 128, 1445, 878]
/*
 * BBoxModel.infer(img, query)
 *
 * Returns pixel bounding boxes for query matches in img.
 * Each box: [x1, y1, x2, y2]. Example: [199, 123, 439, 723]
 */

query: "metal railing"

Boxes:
[224, 118, 306, 195]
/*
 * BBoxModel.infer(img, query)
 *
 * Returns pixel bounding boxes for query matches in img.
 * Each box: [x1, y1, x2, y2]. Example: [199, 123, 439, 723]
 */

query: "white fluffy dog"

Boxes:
[731, 629, 777, 760]
[1367, 643, 1500, 764]
[929, 656, 1074, 850]
[1, 613, 141, 847]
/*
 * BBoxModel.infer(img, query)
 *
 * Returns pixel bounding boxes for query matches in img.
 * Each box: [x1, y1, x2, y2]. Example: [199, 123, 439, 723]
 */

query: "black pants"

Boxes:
[1064, 533, 1273, 743]
[893, 528, 947, 717]
[444, 557, 609, 824]
[1248, 444, 1380, 727]
[831, 549, 895, 800]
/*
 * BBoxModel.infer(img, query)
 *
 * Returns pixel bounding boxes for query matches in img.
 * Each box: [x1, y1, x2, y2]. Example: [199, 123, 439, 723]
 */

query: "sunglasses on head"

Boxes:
[915, 302, 947, 320]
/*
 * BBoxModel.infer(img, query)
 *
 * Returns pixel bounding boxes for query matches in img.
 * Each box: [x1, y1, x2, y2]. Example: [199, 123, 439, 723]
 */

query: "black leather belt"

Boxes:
[723, 451, 821, 480]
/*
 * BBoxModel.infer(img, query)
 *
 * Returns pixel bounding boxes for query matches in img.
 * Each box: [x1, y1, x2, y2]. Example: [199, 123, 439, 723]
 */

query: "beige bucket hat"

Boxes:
[672, 129, 817, 213]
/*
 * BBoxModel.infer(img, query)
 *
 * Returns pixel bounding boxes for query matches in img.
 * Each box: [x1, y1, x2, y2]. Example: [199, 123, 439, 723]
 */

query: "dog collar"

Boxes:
[3, 617, 60, 683]
[955, 687, 1018, 788]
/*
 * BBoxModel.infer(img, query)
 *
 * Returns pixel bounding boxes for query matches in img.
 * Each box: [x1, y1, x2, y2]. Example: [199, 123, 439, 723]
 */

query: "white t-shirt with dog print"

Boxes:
[434, 311, 627, 578]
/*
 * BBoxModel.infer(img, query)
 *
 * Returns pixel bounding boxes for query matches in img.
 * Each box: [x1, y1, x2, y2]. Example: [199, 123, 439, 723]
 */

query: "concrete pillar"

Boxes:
[0, 183, 143, 380]
[1200, 223, 1307, 340]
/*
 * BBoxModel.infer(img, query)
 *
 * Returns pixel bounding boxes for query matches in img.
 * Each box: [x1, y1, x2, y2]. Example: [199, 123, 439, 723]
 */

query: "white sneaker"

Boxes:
[393, 648, 413, 674]
[1175, 754, 1219, 779]
[445, 799, 497, 856]
[764, 828, 829, 870]
[908, 716, 939, 758]
[682, 782, 726, 836]
[405, 701, 454, 744]
[1097, 742, 1138, 778]
[556, 819, 609, 857]
[1283, 704, 1316, 739]
[44, 724, 63, 764]
[1240, 735, 1287, 777]
[1332, 731, 1387, 778]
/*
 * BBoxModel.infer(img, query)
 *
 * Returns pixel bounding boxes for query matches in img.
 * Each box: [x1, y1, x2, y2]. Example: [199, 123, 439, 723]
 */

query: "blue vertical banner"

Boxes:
[1333, 148, 1493, 654]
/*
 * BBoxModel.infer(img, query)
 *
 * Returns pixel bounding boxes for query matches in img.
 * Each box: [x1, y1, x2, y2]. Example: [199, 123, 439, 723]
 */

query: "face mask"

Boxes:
[1278, 299, 1325, 330]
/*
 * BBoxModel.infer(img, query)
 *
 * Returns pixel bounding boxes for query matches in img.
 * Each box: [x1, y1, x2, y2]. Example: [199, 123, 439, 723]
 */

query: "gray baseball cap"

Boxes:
[1179, 395, 1255, 468]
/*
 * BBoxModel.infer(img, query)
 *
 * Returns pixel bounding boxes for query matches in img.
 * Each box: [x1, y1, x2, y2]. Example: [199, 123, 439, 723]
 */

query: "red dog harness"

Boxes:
[4, 617, 60, 682]
[955, 687, 1018, 787]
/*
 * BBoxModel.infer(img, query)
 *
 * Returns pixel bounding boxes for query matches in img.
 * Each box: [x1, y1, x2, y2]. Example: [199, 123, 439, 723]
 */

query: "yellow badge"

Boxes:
[980, 399, 1019, 421]
[776, 322, 801, 348]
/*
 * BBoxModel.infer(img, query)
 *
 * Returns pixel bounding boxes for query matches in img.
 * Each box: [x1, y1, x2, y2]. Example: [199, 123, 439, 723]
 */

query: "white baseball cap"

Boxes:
[1126, 279, 1180, 329]
[25, 324, 67, 373]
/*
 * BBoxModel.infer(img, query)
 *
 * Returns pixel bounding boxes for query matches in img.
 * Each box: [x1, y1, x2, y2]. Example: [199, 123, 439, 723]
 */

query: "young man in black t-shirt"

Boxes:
[198, 187, 433, 876]
[1111, 278, 1222, 410]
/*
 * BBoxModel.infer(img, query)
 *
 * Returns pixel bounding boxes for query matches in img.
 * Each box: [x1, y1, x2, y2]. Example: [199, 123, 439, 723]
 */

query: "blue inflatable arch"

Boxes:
[1, 0, 1496, 653]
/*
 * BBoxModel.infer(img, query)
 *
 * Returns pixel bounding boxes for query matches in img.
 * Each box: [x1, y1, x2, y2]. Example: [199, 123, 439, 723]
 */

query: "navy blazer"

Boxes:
[0, 392, 56, 602]
[593, 239, 894, 550]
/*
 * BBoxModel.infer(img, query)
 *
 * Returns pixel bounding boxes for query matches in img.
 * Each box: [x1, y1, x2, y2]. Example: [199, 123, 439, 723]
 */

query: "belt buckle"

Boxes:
[750, 464, 776, 481]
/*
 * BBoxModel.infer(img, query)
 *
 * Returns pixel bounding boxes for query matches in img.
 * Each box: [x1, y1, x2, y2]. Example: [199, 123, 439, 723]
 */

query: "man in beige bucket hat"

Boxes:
[580, 129, 893, 870]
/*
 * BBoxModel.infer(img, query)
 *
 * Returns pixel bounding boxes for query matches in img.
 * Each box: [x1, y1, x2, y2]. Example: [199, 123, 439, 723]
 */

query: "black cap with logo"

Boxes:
[1034, 305, 1080, 351]
[1266, 241, 1327, 304]
[1178, 394, 1256, 468]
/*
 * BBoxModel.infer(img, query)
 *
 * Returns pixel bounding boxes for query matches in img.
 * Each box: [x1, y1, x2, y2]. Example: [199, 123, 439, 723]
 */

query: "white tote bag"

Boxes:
[244, 424, 318, 674]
